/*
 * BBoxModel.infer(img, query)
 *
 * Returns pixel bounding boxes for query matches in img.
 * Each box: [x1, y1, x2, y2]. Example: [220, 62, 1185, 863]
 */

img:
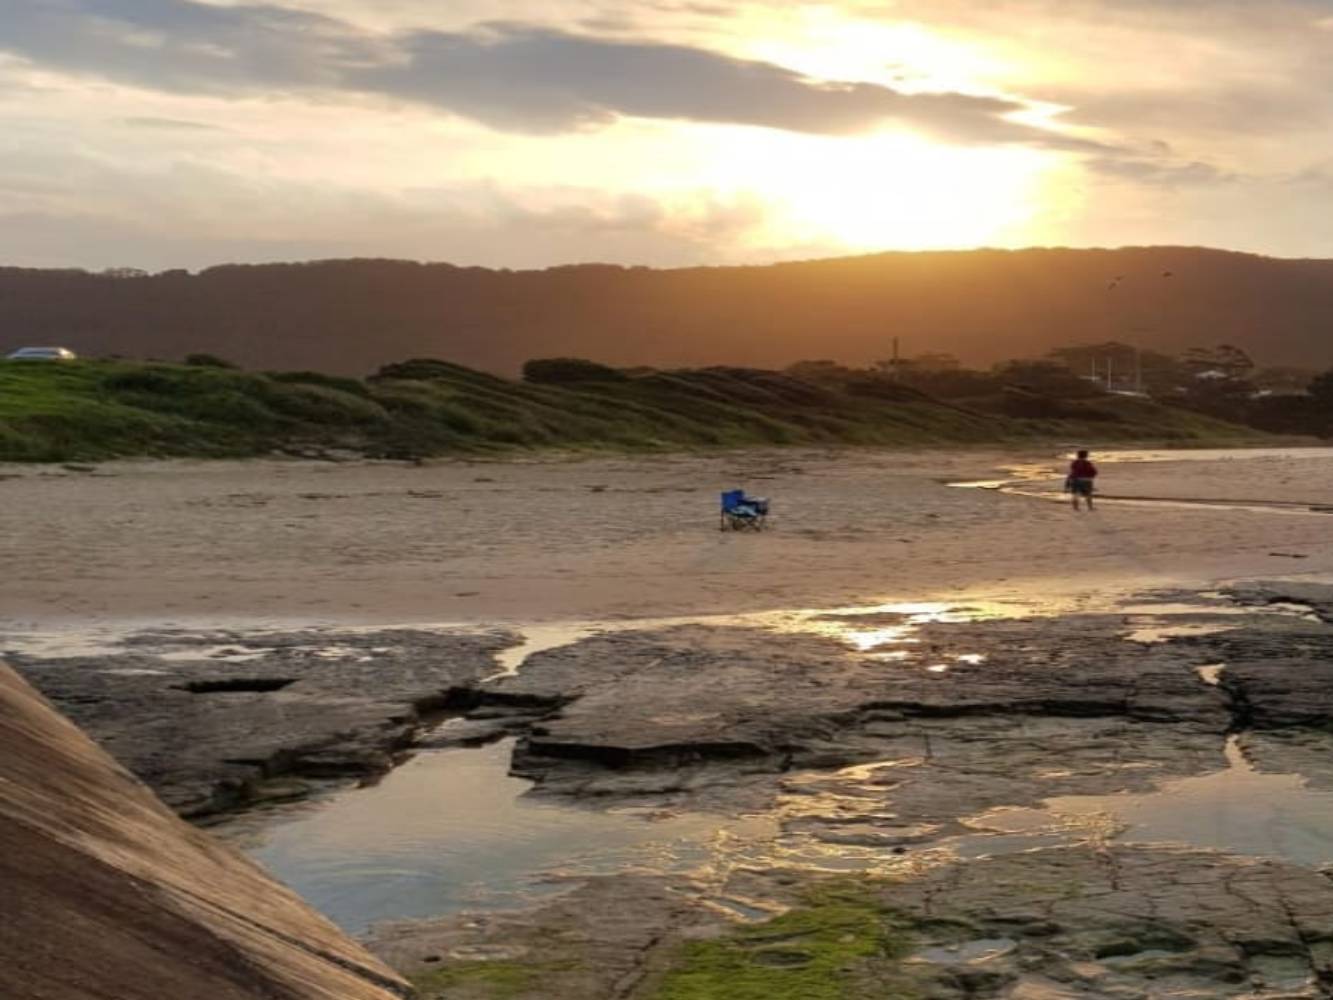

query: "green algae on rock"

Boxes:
[651, 881, 919, 1000]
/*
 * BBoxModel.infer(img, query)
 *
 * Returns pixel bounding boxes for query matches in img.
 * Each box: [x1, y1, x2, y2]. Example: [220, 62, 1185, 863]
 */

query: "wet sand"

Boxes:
[3, 446, 1333, 627]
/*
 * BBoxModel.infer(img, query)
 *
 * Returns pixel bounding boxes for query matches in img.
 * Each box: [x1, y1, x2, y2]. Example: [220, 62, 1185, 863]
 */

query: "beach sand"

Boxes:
[3, 446, 1332, 627]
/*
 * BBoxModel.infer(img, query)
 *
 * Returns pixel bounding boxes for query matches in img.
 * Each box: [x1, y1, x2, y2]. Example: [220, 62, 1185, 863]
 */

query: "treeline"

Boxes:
[788, 340, 1333, 437]
[4, 246, 1333, 376]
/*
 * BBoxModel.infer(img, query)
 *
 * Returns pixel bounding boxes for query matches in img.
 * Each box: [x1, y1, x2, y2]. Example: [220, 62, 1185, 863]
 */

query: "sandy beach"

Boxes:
[4, 446, 1333, 628]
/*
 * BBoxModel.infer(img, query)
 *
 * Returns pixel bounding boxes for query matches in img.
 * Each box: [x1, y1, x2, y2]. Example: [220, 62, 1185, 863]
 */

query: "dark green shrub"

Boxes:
[993, 388, 1083, 419]
[261, 382, 388, 425]
[522, 357, 626, 384]
[185, 353, 237, 369]
[102, 367, 197, 395]
[374, 359, 507, 386]
[179, 390, 281, 427]
[268, 370, 372, 398]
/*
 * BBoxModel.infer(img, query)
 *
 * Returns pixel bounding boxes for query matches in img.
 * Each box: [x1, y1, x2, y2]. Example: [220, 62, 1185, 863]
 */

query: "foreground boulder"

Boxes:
[0, 661, 410, 1000]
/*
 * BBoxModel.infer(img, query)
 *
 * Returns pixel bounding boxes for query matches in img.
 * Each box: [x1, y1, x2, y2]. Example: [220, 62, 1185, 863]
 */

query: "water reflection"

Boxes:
[950, 446, 1333, 516]
[954, 736, 1333, 868]
[238, 738, 775, 933]
[481, 599, 1021, 678]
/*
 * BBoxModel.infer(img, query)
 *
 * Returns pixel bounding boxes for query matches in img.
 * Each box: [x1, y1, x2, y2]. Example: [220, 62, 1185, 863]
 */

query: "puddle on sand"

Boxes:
[1121, 597, 1323, 644]
[156, 645, 273, 663]
[2, 593, 1178, 680]
[232, 738, 775, 934]
[955, 736, 1333, 868]
[1123, 619, 1238, 644]
[949, 447, 1333, 516]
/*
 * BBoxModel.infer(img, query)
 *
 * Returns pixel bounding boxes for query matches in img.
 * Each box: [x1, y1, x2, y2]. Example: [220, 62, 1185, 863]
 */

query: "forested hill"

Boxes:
[4, 246, 1333, 376]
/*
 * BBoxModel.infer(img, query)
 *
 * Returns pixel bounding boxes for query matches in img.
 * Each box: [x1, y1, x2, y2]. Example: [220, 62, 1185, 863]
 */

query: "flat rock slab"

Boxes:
[10, 628, 512, 815]
[473, 615, 1232, 807]
[777, 713, 1228, 844]
[874, 844, 1333, 998]
[378, 846, 1333, 999]
[374, 876, 710, 1000]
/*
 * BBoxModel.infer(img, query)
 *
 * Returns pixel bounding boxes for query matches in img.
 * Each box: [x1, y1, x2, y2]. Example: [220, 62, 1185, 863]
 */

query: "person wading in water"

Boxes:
[1067, 449, 1098, 511]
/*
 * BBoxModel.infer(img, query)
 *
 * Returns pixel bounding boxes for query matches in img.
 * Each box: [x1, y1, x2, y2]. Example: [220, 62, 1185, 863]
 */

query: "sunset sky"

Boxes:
[4, 0, 1333, 270]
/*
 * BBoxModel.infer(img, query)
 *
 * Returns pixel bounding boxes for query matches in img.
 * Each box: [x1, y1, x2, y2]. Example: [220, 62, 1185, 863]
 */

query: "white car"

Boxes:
[6, 346, 78, 361]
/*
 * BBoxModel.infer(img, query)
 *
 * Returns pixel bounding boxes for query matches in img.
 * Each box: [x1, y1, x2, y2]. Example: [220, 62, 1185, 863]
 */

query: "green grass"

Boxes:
[0, 357, 1273, 463]
[652, 881, 919, 1000]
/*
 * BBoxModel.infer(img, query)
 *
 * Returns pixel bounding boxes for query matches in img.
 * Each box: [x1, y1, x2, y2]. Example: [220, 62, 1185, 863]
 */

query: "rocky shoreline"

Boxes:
[10, 582, 1333, 997]
[7, 627, 514, 817]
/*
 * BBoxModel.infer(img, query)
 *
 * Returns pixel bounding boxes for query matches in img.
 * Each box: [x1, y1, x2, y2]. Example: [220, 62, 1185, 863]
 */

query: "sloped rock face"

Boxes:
[0, 661, 410, 1000]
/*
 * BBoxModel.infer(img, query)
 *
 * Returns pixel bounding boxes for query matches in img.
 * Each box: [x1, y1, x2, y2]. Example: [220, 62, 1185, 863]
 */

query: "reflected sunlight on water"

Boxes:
[952, 735, 1333, 867]
[237, 738, 775, 933]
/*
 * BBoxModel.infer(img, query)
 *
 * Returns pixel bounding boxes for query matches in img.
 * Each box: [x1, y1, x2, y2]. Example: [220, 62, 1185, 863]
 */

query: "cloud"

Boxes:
[883, 0, 1333, 143]
[355, 22, 1034, 138]
[1058, 85, 1333, 139]
[0, 0, 389, 92]
[0, 0, 1090, 146]
[121, 116, 222, 131]
[1086, 157, 1231, 187]
[0, 145, 790, 270]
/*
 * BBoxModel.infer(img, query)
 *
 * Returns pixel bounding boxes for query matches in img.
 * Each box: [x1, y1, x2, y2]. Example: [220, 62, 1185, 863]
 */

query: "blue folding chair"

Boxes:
[720, 489, 769, 531]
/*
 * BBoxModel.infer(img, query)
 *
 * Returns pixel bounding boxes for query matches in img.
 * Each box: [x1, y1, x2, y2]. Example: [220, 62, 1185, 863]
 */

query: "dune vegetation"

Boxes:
[0, 355, 1267, 463]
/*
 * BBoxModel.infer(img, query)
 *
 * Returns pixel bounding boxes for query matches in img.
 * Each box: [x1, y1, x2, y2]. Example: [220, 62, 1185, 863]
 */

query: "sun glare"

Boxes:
[689, 11, 1064, 253]
[736, 11, 1012, 95]
[703, 129, 1058, 253]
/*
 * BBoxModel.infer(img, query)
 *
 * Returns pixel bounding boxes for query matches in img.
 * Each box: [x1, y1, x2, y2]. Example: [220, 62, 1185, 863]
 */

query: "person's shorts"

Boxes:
[1069, 477, 1095, 496]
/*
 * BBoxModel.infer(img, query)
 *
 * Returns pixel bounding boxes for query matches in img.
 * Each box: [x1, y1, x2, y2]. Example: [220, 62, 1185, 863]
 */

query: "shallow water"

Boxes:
[951, 445, 1333, 517]
[957, 736, 1333, 868]
[0, 599, 1022, 669]
[8, 578, 1332, 937]
[235, 738, 775, 933]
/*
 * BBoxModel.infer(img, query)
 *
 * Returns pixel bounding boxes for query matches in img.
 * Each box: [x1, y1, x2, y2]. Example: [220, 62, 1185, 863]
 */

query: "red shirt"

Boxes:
[1070, 459, 1097, 479]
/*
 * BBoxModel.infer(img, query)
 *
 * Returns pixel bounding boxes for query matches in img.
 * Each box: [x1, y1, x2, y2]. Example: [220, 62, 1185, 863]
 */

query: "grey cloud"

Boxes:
[0, 0, 1086, 146]
[878, 0, 1333, 141]
[575, 14, 639, 33]
[355, 22, 1030, 138]
[1060, 86, 1333, 138]
[1087, 157, 1232, 187]
[0, 0, 389, 93]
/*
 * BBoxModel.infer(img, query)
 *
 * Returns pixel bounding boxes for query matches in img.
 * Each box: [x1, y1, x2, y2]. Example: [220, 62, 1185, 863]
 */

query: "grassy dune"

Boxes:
[0, 357, 1264, 463]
